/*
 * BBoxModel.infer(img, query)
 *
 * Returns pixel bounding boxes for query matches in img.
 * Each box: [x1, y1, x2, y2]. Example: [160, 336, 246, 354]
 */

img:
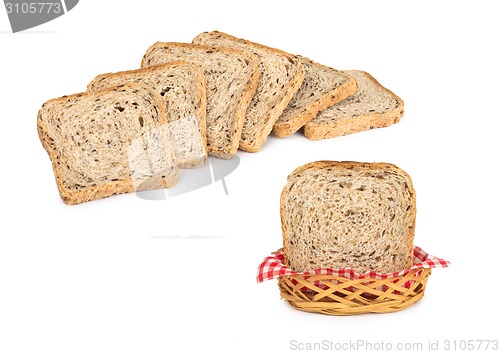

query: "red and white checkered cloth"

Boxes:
[257, 246, 449, 283]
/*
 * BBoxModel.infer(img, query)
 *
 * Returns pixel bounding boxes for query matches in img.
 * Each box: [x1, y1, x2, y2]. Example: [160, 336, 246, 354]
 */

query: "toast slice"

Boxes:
[272, 56, 358, 137]
[37, 84, 178, 205]
[193, 31, 304, 152]
[87, 62, 207, 169]
[281, 161, 415, 273]
[141, 42, 259, 159]
[304, 70, 404, 140]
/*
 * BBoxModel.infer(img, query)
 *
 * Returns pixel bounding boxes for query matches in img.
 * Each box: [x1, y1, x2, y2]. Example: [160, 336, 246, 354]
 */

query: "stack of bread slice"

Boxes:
[38, 31, 404, 204]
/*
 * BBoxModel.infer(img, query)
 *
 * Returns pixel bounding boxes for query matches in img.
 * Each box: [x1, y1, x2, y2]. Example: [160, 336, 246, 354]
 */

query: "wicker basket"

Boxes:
[278, 268, 432, 315]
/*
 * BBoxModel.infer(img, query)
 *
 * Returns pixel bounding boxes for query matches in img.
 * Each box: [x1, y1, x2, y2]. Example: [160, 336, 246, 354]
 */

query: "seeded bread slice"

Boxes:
[272, 56, 358, 137]
[281, 161, 415, 273]
[304, 70, 404, 140]
[141, 42, 259, 159]
[37, 84, 178, 205]
[193, 31, 304, 152]
[87, 62, 207, 169]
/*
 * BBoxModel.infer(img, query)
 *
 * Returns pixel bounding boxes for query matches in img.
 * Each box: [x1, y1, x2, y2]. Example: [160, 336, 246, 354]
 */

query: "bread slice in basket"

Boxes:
[37, 84, 178, 204]
[88, 62, 207, 169]
[281, 161, 415, 273]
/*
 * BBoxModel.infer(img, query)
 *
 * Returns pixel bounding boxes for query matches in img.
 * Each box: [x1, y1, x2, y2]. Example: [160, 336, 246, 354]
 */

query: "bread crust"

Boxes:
[193, 31, 305, 153]
[37, 84, 177, 205]
[87, 61, 208, 168]
[281, 161, 416, 273]
[141, 42, 259, 159]
[304, 71, 404, 140]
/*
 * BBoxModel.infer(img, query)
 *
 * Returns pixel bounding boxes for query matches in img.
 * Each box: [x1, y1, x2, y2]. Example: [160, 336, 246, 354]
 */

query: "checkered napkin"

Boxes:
[256, 246, 450, 283]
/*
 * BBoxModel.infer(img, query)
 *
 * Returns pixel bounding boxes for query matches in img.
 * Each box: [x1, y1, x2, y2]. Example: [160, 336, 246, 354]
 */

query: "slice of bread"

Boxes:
[304, 70, 404, 140]
[281, 161, 415, 273]
[141, 43, 259, 159]
[87, 62, 207, 169]
[272, 56, 358, 137]
[193, 31, 304, 152]
[37, 84, 178, 205]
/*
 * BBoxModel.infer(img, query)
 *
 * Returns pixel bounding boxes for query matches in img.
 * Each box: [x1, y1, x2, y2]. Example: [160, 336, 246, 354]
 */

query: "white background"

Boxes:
[1, 1, 499, 353]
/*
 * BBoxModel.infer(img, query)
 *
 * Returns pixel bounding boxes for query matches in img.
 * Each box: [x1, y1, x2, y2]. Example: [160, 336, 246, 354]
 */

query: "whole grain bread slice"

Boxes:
[304, 70, 404, 140]
[37, 84, 178, 205]
[272, 56, 358, 137]
[141, 42, 259, 159]
[281, 161, 415, 273]
[193, 31, 304, 152]
[87, 62, 207, 169]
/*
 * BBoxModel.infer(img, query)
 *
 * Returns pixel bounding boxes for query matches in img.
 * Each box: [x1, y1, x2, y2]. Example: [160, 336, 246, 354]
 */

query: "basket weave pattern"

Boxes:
[278, 268, 431, 315]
